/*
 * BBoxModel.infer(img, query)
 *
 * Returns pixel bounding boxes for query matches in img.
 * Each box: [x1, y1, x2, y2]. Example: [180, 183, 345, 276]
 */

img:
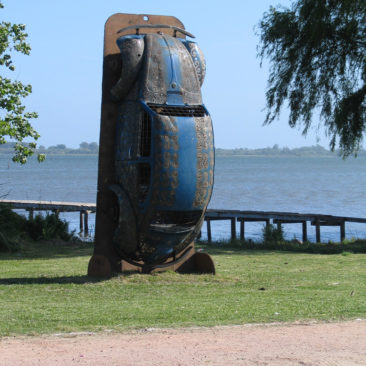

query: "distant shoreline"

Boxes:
[215, 145, 365, 158]
[0, 153, 353, 158]
[1, 143, 365, 158]
[215, 154, 341, 158]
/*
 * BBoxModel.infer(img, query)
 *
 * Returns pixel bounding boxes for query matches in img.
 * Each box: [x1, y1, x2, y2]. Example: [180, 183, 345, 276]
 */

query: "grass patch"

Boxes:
[0, 241, 365, 336]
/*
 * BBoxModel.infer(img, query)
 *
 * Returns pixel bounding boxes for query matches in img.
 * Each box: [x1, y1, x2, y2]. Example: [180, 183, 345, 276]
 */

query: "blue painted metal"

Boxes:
[111, 29, 214, 266]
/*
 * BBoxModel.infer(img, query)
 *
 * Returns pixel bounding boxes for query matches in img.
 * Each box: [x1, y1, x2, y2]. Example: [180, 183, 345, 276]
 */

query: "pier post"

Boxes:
[80, 211, 84, 232]
[84, 211, 89, 236]
[340, 221, 345, 242]
[28, 209, 34, 220]
[206, 219, 212, 243]
[302, 221, 307, 242]
[231, 218, 236, 241]
[315, 219, 321, 243]
[240, 220, 245, 241]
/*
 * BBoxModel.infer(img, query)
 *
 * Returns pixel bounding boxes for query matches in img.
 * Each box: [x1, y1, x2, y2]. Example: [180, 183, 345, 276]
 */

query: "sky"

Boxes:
[3, 0, 331, 149]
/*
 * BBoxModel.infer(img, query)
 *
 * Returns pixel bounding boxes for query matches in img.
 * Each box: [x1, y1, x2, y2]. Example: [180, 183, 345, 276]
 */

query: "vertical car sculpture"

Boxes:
[88, 15, 215, 276]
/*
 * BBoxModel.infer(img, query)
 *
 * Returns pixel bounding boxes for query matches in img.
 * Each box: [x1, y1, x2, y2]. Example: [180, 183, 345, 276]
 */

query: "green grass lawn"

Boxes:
[0, 241, 365, 336]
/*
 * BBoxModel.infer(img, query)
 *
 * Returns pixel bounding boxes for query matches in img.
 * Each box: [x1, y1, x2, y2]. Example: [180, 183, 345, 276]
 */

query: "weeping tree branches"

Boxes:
[257, 0, 366, 157]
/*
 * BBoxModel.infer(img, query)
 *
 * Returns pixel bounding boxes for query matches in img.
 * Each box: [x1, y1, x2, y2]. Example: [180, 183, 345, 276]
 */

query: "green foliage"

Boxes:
[0, 204, 24, 251]
[0, 0, 44, 163]
[262, 223, 284, 243]
[79, 141, 98, 153]
[0, 204, 73, 243]
[201, 238, 366, 255]
[0, 231, 18, 252]
[257, 0, 366, 157]
[0, 203, 27, 238]
[26, 213, 73, 241]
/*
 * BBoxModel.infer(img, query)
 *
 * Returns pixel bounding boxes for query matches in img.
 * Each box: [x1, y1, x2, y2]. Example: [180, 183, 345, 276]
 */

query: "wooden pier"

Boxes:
[1, 200, 366, 242]
[205, 209, 366, 243]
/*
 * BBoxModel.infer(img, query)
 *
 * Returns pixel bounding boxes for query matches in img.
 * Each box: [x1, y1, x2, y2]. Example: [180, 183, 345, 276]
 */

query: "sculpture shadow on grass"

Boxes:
[0, 275, 104, 286]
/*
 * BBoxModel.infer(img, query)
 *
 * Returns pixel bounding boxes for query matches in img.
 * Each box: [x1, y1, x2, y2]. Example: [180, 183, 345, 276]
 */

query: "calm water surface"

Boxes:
[1, 154, 365, 242]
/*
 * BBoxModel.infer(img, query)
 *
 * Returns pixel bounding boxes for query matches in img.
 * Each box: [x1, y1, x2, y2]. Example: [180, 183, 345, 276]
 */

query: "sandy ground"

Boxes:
[1, 320, 366, 366]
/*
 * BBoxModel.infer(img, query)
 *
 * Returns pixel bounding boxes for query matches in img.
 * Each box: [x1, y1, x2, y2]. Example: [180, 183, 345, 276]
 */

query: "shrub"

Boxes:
[199, 237, 366, 255]
[0, 231, 19, 252]
[0, 204, 73, 243]
[0, 204, 27, 238]
[262, 223, 284, 243]
[26, 213, 73, 241]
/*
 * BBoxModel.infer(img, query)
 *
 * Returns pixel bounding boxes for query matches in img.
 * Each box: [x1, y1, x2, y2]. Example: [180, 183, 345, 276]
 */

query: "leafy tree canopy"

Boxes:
[257, 0, 366, 157]
[0, 0, 44, 163]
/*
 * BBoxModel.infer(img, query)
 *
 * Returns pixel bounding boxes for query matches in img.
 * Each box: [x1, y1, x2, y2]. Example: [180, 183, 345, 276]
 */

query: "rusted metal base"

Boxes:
[88, 244, 215, 277]
[121, 245, 215, 274]
[88, 254, 112, 278]
[176, 251, 215, 275]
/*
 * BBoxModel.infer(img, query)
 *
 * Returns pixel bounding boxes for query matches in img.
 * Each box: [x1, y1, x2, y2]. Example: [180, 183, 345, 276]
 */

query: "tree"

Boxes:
[257, 0, 366, 157]
[88, 142, 98, 152]
[79, 142, 89, 150]
[0, 1, 44, 163]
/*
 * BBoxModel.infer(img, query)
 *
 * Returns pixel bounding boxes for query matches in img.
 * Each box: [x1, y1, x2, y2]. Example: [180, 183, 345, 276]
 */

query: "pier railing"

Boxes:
[205, 209, 366, 243]
[1, 200, 366, 242]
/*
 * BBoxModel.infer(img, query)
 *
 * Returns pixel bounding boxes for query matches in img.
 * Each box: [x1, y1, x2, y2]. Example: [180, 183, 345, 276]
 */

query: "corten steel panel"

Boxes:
[93, 14, 187, 274]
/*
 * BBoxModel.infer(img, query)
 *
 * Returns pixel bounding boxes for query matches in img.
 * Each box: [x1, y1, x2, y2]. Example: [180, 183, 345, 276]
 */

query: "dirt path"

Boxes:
[1, 320, 366, 366]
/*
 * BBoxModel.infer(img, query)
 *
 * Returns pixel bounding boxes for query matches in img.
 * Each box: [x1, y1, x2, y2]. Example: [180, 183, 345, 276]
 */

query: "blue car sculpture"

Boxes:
[109, 25, 214, 270]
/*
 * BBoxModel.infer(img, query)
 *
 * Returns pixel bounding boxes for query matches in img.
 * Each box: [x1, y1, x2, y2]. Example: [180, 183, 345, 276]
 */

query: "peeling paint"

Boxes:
[110, 31, 214, 265]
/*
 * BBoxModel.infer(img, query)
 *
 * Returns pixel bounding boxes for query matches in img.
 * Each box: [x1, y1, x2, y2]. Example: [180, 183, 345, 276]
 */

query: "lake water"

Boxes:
[1, 153, 366, 242]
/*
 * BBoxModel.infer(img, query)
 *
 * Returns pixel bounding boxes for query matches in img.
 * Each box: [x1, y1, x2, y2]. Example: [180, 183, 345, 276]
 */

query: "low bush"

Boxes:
[0, 204, 27, 238]
[26, 213, 73, 241]
[0, 204, 73, 249]
[262, 223, 284, 243]
[199, 237, 366, 254]
[0, 231, 19, 252]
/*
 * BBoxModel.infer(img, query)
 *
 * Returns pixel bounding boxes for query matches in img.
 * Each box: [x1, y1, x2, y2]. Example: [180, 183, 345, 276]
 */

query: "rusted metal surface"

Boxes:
[110, 28, 214, 267]
[90, 13, 215, 276]
[176, 251, 216, 274]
